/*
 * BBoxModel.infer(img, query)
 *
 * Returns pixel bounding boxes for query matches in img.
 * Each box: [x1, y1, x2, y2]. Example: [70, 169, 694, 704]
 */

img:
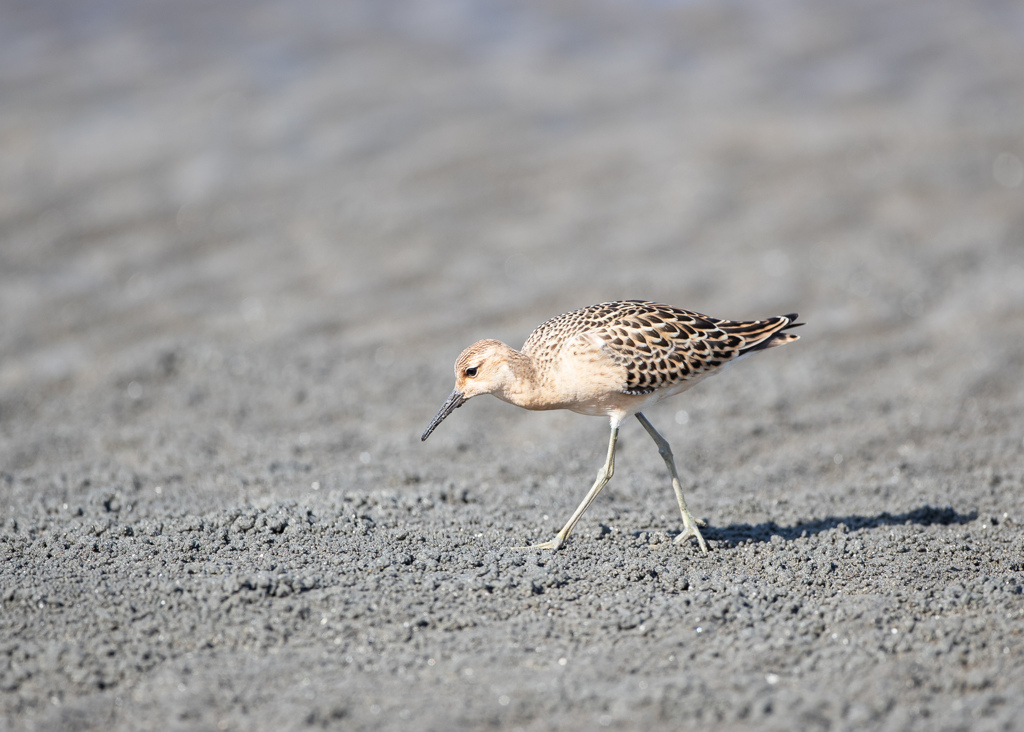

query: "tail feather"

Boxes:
[720, 313, 802, 356]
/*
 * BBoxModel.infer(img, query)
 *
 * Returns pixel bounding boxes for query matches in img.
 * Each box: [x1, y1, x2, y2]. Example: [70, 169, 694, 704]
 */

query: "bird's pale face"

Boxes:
[421, 339, 510, 441]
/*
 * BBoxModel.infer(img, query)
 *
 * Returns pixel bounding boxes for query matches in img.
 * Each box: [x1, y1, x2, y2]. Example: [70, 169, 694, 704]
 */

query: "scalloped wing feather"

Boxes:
[523, 301, 800, 397]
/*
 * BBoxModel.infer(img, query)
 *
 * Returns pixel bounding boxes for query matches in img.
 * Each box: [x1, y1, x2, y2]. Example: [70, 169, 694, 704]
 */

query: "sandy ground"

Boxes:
[2, 0, 1024, 730]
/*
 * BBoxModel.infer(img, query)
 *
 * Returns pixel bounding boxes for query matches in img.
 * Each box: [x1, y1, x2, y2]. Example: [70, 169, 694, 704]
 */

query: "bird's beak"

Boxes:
[421, 389, 466, 441]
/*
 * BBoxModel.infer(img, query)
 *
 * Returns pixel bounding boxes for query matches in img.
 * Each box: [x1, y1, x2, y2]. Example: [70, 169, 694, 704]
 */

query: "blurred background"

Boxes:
[3, 2, 1024, 729]
[1, 0, 1022, 509]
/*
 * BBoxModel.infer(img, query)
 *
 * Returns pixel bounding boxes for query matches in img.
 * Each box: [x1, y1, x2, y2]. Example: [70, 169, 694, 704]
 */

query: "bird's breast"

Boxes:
[514, 340, 628, 414]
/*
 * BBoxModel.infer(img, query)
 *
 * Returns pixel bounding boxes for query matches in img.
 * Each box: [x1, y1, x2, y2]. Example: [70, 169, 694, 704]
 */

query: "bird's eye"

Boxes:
[465, 366, 479, 377]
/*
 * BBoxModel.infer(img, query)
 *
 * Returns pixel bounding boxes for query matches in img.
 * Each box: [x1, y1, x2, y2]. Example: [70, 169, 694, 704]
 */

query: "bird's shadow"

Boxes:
[698, 504, 978, 547]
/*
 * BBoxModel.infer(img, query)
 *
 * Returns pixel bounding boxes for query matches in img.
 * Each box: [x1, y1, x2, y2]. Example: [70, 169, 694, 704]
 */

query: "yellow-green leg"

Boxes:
[635, 413, 709, 554]
[531, 425, 618, 550]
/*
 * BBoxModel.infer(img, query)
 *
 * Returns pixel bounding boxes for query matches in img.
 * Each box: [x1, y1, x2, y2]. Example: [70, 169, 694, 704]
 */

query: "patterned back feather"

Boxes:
[523, 301, 801, 396]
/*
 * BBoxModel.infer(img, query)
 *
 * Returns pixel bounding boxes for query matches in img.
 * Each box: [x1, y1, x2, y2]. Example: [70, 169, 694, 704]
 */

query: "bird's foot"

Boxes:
[523, 534, 565, 551]
[674, 517, 709, 554]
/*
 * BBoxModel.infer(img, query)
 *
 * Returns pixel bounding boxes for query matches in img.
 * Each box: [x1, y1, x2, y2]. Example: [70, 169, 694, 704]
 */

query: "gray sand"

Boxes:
[2, 1, 1024, 730]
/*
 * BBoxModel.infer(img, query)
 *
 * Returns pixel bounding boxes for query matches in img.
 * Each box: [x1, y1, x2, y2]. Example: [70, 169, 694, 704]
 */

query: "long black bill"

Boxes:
[421, 389, 466, 441]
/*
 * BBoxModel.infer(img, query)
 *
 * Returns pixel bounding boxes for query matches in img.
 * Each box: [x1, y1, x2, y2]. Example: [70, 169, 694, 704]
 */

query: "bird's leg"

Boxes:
[635, 413, 709, 554]
[530, 425, 618, 550]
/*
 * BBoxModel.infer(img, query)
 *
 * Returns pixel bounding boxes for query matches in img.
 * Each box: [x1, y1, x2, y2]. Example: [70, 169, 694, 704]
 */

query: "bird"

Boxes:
[421, 300, 802, 552]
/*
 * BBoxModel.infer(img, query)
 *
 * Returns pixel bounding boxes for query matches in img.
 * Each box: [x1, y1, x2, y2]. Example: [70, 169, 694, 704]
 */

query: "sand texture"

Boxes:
[2, 1, 1024, 730]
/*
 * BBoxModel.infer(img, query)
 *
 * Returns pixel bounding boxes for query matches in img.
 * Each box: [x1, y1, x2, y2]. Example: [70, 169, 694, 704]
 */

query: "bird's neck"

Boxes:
[496, 348, 548, 410]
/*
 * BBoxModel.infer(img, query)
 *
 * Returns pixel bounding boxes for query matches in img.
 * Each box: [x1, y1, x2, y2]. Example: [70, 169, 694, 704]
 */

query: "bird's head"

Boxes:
[421, 339, 513, 441]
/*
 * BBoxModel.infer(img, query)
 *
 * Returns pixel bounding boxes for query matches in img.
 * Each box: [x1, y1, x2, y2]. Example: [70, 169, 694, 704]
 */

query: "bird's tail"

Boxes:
[720, 313, 803, 356]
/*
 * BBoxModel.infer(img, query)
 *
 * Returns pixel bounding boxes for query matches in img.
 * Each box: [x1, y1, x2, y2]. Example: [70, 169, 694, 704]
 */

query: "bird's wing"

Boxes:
[590, 303, 798, 395]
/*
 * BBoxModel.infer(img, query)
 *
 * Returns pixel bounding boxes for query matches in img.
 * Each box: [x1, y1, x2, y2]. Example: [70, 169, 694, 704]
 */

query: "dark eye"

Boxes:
[465, 366, 478, 377]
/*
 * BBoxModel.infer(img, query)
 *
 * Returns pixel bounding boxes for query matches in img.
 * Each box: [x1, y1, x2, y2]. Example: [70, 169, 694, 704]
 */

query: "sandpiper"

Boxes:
[422, 300, 802, 551]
